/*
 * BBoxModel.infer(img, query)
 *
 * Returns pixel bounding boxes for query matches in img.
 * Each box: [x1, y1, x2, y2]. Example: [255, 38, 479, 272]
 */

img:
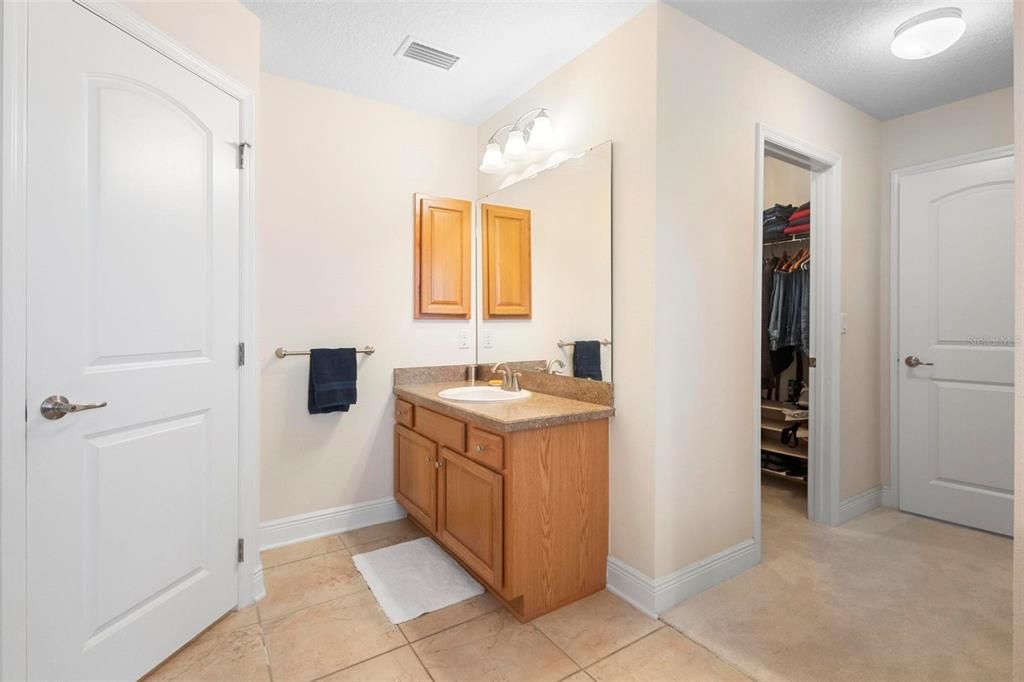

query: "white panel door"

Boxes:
[898, 153, 1014, 536]
[26, 3, 242, 679]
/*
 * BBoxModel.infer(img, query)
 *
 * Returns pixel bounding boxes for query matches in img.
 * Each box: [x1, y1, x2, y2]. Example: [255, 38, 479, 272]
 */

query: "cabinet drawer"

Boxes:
[416, 407, 466, 452]
[467, 427, 504, 471]
[395, 399, 414, 427]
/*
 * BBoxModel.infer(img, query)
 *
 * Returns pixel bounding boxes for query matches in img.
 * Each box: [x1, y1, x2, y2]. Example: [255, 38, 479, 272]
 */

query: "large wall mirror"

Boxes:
[476, 141, 612, 381]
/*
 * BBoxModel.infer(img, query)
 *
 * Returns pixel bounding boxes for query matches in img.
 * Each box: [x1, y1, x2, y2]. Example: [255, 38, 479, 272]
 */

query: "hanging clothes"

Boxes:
[762, 256, 779, 390]
[764, 256, 810, 370]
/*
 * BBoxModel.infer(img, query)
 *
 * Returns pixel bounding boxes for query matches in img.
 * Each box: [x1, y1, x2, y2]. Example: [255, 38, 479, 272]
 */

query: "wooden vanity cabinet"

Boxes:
[393, 400, 609, 621]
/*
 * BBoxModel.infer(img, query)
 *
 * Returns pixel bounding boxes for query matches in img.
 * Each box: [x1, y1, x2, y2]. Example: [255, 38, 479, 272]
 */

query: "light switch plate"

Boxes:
[458, 329, 470, 349]
[483, 330, 494, 348]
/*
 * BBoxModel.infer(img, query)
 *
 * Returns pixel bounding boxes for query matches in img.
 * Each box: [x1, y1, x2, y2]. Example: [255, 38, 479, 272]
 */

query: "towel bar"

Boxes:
[556, 339, 611, 349]
[275, 346, 375, 358]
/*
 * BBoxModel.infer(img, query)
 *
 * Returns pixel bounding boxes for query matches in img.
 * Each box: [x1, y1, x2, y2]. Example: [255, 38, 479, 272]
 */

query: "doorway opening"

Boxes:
[753, 125, 842, 548]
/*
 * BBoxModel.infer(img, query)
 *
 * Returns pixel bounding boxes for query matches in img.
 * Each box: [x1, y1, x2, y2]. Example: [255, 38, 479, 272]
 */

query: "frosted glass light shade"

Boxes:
[503, 130, 528, 161]
[527, 112, 556, 151]
[479, 142, 505, 173]
[891, 8, 965, 60]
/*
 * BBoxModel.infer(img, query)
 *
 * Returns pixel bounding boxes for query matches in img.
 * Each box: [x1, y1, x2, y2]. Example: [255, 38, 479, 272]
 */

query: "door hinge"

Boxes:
[237, 142, 251, 170]
[238, 342, 246, 366]
[237, 538, 245, 563]
[808, 356, 817, 368]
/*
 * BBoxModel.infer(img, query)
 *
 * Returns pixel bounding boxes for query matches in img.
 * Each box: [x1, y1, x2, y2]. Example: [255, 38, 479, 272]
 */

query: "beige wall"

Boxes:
[654, 4, 882, 573]
[879, 87, 1014, 489]
[478, 7, 660, 575]
[764, 156, 810, 207]
[259, 74, 477, 521]
[124, 0, 261, 92]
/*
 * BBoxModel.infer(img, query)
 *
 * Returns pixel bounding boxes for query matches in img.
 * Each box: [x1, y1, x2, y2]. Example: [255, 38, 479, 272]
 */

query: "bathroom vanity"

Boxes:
[392, 370, 613, 621]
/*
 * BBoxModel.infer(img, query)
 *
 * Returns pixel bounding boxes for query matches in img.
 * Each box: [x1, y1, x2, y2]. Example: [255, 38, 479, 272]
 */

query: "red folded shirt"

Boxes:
[788, 208, 810, 222]
[783, 225, 810, 235]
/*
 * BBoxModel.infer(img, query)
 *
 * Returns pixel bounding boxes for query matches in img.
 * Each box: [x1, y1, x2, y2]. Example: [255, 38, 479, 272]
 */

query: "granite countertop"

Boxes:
[393, 381, 614, 433]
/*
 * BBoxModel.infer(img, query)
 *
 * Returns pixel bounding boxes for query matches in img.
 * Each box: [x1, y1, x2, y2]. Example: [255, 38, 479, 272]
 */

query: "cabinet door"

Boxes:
[414, 194, 472, 318]
[438, 447, 503, 586]
[481, 203, 531, 318]
[395, 425, 438, 531]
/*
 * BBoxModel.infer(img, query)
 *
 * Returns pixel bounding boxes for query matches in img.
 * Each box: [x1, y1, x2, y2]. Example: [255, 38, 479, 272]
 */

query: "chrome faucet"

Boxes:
[544, 359, 566, 375]
[491, 362, 522, 392]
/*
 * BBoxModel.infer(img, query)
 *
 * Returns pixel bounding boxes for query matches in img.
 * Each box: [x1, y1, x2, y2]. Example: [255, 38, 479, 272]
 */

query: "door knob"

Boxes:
[904, 356, 934, 368]
[40, 395, 108, 420]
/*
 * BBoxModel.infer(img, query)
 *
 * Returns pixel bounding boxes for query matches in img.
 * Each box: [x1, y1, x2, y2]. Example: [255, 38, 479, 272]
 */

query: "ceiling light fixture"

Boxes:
[890, 7, 965, 60]
[479, 108, 559, 174]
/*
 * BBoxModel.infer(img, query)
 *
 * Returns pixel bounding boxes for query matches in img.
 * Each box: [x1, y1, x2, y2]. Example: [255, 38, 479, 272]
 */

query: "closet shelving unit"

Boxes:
[760, 401, 808, 484]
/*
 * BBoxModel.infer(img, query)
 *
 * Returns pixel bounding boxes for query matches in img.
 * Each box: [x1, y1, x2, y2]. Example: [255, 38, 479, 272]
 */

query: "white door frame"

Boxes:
[753, 123, 843, 532]
[887, 144, 1015, 509]
[0, 2, 261, 678]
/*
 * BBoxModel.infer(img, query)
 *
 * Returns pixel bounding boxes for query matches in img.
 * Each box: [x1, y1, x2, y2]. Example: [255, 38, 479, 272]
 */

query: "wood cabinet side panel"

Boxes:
[506, 419, 609, 618]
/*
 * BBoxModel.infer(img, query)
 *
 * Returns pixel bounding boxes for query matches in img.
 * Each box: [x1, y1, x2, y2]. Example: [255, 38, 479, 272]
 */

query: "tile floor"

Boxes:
[147, 483, 1011, 682]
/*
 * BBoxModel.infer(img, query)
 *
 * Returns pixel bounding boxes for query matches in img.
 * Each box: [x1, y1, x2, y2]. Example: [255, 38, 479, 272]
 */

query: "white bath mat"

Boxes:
[352, 536, 484, 624]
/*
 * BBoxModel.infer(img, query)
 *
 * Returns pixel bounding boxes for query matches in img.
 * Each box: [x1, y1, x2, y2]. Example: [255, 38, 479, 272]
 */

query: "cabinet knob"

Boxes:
[475, 444, 486, 452]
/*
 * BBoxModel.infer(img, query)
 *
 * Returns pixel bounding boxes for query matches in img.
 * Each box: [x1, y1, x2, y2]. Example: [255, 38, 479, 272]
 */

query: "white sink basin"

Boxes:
[438, 386, 532, 402]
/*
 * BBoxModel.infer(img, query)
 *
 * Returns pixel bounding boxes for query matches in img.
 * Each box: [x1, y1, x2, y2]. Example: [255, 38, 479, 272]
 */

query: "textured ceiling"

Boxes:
[243, 0, 651, 125]
[667, 0, 1012, 120]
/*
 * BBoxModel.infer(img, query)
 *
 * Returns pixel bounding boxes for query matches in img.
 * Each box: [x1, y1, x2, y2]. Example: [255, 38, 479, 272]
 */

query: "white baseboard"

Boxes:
[606, 538, 760, 617]
[838, 485, 882, 524]
[260, 497, 407, 550]
[881, 485, 898, 508]
[606, 558, 660, 619]
[251, 563, 266, 603]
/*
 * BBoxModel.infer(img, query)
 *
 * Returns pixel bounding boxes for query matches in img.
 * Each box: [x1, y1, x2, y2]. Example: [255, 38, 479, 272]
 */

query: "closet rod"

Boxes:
[764, 235, 809, 246]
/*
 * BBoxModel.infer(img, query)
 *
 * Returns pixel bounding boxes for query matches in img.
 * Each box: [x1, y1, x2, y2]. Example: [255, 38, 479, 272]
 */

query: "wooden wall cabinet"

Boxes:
[414, 194, 472, 318]
[481, 203, 532, 318]
[393, 400, 608, 621]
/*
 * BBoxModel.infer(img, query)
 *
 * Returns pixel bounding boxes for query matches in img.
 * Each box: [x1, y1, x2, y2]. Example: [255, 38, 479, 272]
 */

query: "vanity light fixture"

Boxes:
[890, 7, 965, 60]
[479, 108, 558, 174]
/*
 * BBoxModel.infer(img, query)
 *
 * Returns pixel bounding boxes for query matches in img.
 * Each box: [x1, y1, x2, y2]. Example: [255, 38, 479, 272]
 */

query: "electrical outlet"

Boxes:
[483, 330, 494, 349]
[458, 329, 470, 349]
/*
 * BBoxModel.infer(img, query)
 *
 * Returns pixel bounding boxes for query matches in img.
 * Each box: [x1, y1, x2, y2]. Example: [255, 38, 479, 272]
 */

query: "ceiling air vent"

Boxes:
[396, 36, 460, 71]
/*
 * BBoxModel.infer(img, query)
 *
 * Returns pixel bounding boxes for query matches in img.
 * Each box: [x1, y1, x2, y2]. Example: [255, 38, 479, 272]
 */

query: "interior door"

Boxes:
[897, 152, 1014, 536]
[26, 3, 242, 678]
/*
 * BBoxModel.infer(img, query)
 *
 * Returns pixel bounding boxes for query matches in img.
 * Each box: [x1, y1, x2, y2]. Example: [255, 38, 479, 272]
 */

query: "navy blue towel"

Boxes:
[572, 341, 603, 381]
[308, 348, 357, 414]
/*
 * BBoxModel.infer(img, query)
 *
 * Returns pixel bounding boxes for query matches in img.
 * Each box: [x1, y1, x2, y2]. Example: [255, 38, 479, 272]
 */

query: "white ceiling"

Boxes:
[666, 0, 1013, 121]
[243, 0, 651, 125]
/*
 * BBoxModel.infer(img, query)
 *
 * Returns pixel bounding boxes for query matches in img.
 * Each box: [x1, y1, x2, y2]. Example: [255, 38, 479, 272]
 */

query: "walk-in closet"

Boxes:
[760, 155, 811, 508]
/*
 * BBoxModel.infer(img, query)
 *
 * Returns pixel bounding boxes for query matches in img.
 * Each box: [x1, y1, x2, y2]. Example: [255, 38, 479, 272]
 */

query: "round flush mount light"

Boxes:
[891, 7, 965, 60]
